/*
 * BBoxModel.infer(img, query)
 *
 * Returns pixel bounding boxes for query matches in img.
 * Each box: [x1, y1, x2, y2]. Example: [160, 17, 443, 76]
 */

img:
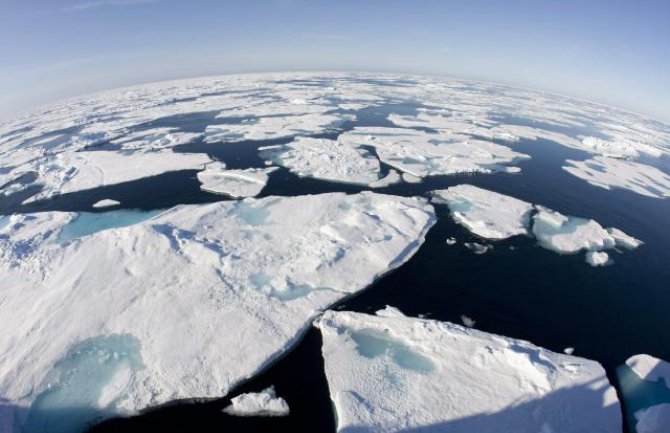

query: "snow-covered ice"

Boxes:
[430, 185, 642, 265]
[23, 150, 212, 203]
[92, 199, 121, 209]
[338, 127, 529, 178]
[635, 403, 670, 433]
[585, 251, 610, 267]
[617, 355, 670, 433]
[259, 136, 390, 186]
[222, 386, 289, 417]
[563, 156, 670, 199]
[431, 185, 534, 240]
[0, 192, 435, 433]
[197, 162, 277, 198]
[316, 309, 621, 433]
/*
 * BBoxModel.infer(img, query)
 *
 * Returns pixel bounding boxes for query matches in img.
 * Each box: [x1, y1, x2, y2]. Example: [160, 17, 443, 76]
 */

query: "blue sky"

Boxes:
[1, 0, 668, 121]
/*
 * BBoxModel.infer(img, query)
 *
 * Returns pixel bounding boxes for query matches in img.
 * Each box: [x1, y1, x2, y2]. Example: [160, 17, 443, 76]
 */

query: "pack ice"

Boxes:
[431, 184, 642, 265]
[0, 192, 435, 433]
[316, 308, 621, 433]
[617, 354, 670, 433]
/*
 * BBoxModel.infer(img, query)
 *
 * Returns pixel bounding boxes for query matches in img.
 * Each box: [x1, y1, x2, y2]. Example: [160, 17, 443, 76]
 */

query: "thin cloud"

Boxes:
[63, 0, 160, 12]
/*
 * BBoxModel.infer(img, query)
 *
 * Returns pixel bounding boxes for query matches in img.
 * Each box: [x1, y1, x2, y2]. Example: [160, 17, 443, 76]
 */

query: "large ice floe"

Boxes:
[0, 192, 435, 433]
[22, 150, 211, 203]
[316, 308, 621, 433]
[617, 354, 670, 433]
[563, 156, 670, 199]
[338, 127, 529, 178]
[197, 161, 278, 198]
[431, 184, 642, 265]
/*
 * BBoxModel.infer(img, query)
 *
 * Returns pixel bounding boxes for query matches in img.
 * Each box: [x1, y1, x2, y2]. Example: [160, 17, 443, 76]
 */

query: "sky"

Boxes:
[0, 0, 668, 121]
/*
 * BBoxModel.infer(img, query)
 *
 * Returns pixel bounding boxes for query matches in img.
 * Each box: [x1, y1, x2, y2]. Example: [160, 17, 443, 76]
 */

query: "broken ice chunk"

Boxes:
[222, 386, 289, 417]
[92, 199, 121, 209]
[586, 251, 610, 267]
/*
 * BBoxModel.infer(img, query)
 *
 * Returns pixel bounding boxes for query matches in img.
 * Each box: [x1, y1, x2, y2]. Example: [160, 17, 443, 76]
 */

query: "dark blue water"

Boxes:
[1, 99, 669, 433]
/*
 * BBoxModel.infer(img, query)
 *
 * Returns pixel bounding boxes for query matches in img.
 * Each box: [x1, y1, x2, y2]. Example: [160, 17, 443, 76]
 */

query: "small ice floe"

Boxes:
[222, 386, 290, 417]
[460, 314, 476, 328]
[464, 242, 491, 254]
[315, 309, 621, 433]
[197, 162, 278, 198]
[585, 251, 611, 267]
[564, 347, 575, 355]
[92, 199, 121, 209]
[446, 237, 457, 245]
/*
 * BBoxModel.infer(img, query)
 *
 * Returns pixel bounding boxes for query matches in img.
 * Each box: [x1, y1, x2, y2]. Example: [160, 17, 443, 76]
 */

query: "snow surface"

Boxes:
[430, 185, 641, 264]
[431, 185, 534, 239]
[338, 127, 529, 178]
[585, 251, 610, 267]
[197, 162, 277, 198]
[24, 150, 212, 203]
[635, 403, 670, 433]
[563, 156, 670, 199]
[316, 309, 621, 433]
[626, 354, 670, 384]
[222, 386, 289, 417]
[92, 199, 121, 209]
[0, 192, 435, 433]
[259, 136, 394, 186]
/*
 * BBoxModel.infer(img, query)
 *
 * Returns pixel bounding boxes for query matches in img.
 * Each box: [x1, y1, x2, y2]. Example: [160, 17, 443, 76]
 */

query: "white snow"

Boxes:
[111, 128, 202, 150]
[563, 156, 670, 199]
[585, 251, 610, 267]
[635, 403, 670, 433]
[23, 150, 212, 203]
[445, 237, 457, 245]
[0, 192, 435, 433]
[532, 205, 615, 254]
[626, 354, 670, 384]
[259, 136, 389, 186]
[197, 162, 277, 198]
[222, 386, 289, 417]
[338, 127, 529, 178]
[92, 199, 121, 209]
[316, 309, 621, 433]
[431, 185, 534, 240]
[430, 185, 642, 264]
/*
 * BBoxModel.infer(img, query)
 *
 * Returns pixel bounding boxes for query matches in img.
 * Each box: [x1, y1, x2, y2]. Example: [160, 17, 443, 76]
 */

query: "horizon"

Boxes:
[1, 0, 668, 122]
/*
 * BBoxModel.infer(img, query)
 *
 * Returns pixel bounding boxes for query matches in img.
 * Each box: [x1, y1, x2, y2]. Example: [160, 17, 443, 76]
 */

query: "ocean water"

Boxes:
[1, 99, 669, 433]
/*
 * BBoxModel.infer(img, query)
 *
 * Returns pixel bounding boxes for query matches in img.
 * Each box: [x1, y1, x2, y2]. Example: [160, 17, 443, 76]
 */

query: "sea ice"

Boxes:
[197, 162, 278, 198]
[259, 136, 389, 186]
[22, 149, 212, 203]
[316, 309, 621, 433]
[585, 251, 610, 267]
[563, 156, 670, 199]
[338, 127, 529, 178]
[616, 355, 670, 433]
[222, 386, 289, 417]
[532, 205, 616, 254]
[0, 192, 435, 433]
[431, 185, 534, 240]
[92, 199, 121, 209]
[464, 242, 491, 254]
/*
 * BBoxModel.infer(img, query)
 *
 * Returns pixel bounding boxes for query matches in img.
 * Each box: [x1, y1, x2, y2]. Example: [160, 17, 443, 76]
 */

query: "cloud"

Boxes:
[63, 0, 160, 12]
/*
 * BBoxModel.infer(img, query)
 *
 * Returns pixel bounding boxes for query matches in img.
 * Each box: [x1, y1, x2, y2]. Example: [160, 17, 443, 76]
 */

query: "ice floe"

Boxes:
[617, 355, 670, 433]
[431, 184, 534, 239]
[222, 386, 289, 417]
[0, 192, 435, 433]
[431, 185, 642, 265]
[259, 136, 388, 186]
[338, 127, 529, 178]
[464, 242, 492, 254]
[20, 150, 211, 203]
[92, 199, 121, 209]
[563, 156, 670, 199]
[316, 309, 621, 433]
[197, 162, 277, 198]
